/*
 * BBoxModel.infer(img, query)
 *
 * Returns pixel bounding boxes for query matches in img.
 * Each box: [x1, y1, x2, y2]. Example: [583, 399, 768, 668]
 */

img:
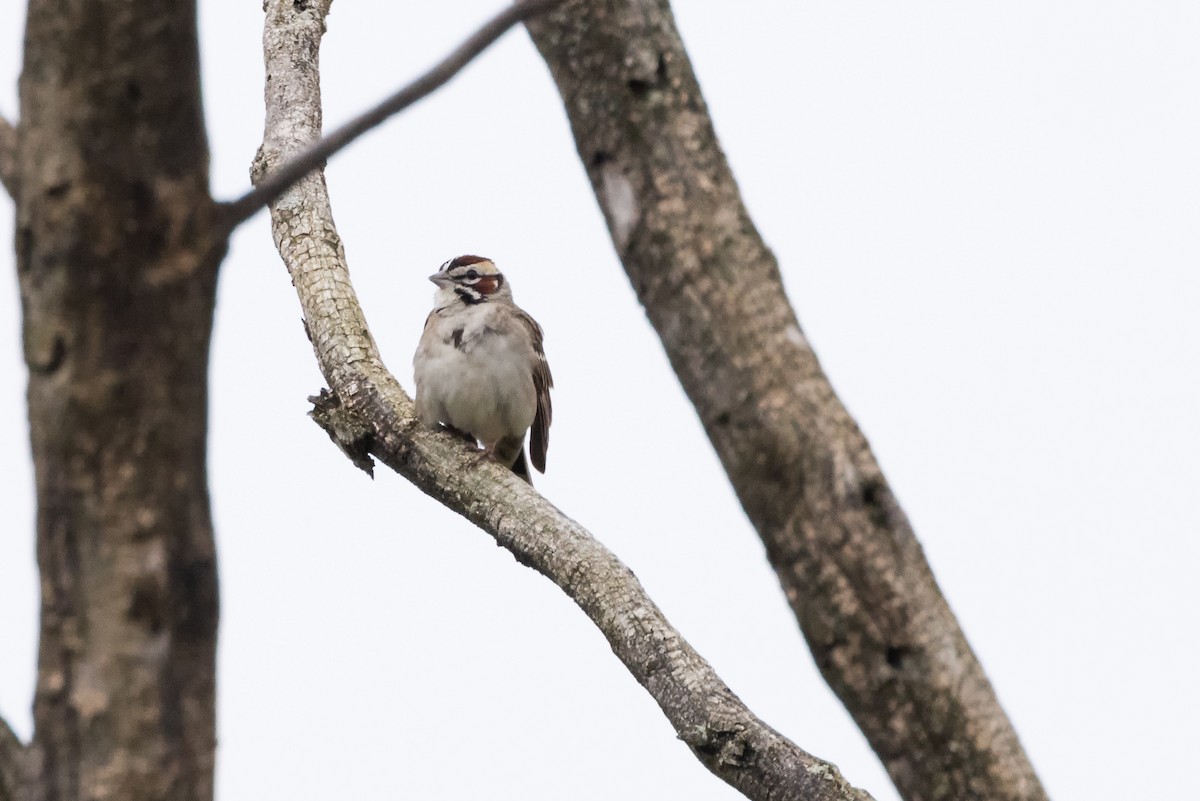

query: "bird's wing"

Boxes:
[517, 309, 553, 473]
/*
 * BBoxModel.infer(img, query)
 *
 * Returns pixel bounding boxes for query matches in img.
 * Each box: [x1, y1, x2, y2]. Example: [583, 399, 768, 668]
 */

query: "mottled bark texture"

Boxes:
[0, 718, 27, 801]
[253, 3, 871, 800]
[525, 4, 1046, 801]
[12, 0, 222, 800]
[0, 115, 16, 196]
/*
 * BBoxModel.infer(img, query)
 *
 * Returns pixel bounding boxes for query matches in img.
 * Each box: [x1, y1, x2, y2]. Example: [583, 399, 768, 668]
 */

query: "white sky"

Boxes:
[2, 2, 1198, 800]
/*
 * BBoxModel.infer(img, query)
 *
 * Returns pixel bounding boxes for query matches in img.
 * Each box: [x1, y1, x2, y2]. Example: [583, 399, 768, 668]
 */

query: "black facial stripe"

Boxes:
[448, 268, 489, 283]
[449, 272, 499, 284]
[454, 286, 485, 305]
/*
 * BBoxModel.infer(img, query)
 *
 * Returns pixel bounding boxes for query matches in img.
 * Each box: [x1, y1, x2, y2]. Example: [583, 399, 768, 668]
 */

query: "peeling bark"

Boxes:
[253, 2, 872, 799]
[524, 3, 1047, 801]
[15, 1, 222, 800]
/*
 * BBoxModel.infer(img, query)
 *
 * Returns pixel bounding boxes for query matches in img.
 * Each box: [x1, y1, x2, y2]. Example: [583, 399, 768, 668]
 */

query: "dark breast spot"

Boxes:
[449, 327, 465, 349]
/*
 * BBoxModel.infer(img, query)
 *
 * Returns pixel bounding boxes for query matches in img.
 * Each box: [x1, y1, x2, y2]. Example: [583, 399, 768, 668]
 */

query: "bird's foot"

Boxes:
[439, 423, 479, 446]
[471, 444, 501, 466]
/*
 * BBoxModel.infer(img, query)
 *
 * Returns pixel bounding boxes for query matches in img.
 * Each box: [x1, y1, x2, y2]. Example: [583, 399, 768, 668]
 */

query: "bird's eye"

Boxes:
[464, 270, 479, 280]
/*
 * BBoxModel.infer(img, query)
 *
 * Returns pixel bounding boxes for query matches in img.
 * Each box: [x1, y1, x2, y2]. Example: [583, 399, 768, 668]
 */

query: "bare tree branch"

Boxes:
[524, 3, 1048, 801]
[0, 114, 16, 196]
[220, 0, 560, 232]
[0, 716, 26, 801]
[254, 2, 873, 800]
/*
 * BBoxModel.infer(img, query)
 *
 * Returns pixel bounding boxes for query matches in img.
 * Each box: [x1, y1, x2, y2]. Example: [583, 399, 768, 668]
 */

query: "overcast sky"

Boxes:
[2, 2, 1198, 800]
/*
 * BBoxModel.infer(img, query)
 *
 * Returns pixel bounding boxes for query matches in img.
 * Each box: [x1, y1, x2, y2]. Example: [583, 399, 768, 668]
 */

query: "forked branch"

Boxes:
[253, 2, 872, 800]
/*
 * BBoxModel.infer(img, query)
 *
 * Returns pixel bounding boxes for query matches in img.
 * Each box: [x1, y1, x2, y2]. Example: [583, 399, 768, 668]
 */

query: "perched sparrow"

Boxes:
[413, 255, 553, 483]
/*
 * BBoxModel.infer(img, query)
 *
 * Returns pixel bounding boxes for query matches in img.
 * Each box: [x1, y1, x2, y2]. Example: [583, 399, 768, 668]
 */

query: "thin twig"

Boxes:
[220, 0, 561, 232]
[0, 115, 17, 197]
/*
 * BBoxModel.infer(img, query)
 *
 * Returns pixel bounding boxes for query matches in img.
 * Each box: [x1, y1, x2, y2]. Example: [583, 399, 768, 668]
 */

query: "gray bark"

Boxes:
[10, 0, 222, 799]
[0, 0, 1049, 798]
[0, 115, 15, 196]
[0, 718, 27, 801]
[253, 2, 873, 799]
[524, 3, 1047, 801]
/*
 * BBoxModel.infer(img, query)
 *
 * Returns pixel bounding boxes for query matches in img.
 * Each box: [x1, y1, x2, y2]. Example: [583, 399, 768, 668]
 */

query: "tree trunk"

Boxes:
[525, 3, 1047, 801]
[12, 1, 222, 799]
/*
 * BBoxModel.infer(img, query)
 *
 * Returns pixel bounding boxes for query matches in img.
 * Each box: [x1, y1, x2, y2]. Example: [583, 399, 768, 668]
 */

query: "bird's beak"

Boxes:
[429, 273, 454, 288]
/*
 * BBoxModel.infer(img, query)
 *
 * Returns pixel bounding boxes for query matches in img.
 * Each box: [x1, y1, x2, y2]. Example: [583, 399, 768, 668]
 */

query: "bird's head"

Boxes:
[430, 255, 510, 305]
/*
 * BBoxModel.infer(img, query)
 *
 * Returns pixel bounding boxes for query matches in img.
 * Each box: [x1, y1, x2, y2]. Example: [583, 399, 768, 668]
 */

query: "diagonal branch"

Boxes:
[524, 3, 1047, 801]
[254, 2, 873, 800]
[220, 0, 560, 233]
[0, 114, 16, 197]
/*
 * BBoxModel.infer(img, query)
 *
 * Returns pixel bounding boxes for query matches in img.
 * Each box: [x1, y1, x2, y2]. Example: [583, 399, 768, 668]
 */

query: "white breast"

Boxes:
[413, 304, 537, 447]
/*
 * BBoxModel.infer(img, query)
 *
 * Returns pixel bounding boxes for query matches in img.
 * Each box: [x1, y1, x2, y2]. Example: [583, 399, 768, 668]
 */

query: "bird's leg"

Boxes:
[472, 442, 500, 465]
[479, 435, 523, 470]
[466, 435, 523, 473]
[439, 422, 480, 447]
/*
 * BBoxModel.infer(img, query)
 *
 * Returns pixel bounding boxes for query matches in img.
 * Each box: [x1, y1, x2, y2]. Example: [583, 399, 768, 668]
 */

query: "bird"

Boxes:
[413, 255, 553, 483]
